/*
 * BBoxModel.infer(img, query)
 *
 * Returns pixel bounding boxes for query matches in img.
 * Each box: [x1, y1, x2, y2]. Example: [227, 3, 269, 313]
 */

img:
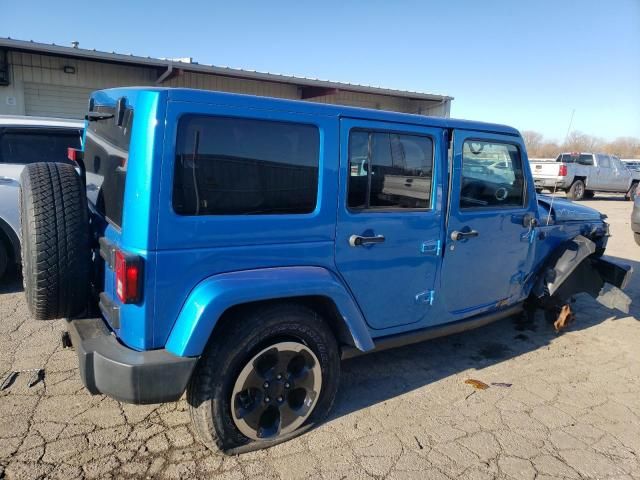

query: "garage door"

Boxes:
[24, 83, 94, 119]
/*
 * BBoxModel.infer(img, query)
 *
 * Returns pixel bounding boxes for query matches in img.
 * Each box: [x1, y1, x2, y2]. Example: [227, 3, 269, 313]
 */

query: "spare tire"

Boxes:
[20, 162, 90, 319]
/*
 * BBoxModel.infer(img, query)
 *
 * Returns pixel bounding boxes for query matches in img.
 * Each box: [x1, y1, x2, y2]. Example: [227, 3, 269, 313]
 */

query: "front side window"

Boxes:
[599, 155, 611, 168]
[460, 140, 525, 209]
[348, 130, 433, 210]
[173, 116, 319, 215]
[0, 128, 80, 165]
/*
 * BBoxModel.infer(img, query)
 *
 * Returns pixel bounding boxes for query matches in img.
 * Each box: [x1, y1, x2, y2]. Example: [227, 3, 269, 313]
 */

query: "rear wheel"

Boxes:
[187, 303, 340, 454]
[566, 180, 585, 201]
[635, 233, 640, 247]
[19, 162, 90, 319]
[231, 341, 322, 440]
[626, 182, 638, 201]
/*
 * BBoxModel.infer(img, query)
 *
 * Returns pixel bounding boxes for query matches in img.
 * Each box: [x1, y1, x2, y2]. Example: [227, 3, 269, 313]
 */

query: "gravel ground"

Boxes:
[1, 195, 639, 480]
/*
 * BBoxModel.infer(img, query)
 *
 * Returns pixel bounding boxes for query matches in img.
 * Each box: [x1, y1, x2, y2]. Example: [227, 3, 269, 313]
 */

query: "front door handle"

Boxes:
[450, 230, 479, 241]
[349, 234, 385, 247]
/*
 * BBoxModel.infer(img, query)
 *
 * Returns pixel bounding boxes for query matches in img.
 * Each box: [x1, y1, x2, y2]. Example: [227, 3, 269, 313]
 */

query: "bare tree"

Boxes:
[562, 131, 604, 153]
[605, 137, 640, 158]
[539, 141, 561, 158]
[518, 130, 640, 159]
[522, 130, 544, 156]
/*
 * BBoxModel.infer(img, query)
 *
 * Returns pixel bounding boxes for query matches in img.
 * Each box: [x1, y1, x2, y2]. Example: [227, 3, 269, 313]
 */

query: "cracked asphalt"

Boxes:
[1, 196, 639, 480]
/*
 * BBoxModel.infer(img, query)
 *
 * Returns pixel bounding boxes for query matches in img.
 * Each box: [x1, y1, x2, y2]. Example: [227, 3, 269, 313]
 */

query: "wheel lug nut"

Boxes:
[277, 374, 282, 380]
[263, 382, 269, 388]
[265, 396, 270, 403]
[284, 382, 290, 388]
[277, 396, 283, 403]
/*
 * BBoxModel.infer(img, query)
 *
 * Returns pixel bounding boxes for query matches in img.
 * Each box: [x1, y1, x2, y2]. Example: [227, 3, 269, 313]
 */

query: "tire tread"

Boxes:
[187, 303, 340, 453]
[20, 162, 89, 319]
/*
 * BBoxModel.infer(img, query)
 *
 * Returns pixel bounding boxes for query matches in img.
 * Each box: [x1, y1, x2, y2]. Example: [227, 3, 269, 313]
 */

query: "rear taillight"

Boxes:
[67, 147, 83, 163]
[115, 250, 142, 304]
[559, 165, 568, 176]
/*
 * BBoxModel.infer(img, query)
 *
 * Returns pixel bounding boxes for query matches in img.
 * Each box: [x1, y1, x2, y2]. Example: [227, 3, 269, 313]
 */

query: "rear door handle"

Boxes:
[450, 230, 479, 241]
[349, 234, 385, 247]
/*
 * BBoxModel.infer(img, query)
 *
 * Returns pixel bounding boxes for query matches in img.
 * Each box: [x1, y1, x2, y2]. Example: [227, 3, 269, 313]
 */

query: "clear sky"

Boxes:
[4, 0, 639, 141]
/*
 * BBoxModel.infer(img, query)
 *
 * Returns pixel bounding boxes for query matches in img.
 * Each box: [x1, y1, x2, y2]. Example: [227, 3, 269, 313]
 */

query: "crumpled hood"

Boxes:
[537, 195, 603, 223]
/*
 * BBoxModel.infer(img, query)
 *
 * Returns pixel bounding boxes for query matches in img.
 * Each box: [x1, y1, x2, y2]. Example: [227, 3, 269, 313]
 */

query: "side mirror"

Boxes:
[523, 213, 538, 228]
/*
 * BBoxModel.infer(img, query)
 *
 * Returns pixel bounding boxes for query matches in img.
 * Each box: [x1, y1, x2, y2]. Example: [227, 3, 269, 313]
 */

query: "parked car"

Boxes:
[18, 88, 631, 454]
[632, 196, 640, 246]
[530, 152, 640, 200]
[0, 115, 83, 280]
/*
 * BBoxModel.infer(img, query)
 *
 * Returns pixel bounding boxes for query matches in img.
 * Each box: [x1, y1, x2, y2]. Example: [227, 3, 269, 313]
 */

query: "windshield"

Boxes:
[83, 105, 133, 228]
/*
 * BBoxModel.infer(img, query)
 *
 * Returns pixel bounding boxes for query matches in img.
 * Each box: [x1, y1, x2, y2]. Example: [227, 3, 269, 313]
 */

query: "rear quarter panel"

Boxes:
[152, 100, 340, 349]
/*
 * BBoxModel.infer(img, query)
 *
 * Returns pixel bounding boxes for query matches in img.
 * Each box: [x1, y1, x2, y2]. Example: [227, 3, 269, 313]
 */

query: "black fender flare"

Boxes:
[533, 235, 632, 310]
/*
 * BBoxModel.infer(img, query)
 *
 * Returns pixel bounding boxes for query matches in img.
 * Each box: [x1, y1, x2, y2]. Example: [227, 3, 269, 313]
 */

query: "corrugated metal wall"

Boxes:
[24, 83, 94, 118]
[1, 51, 449, 118]
[163, 70, 299, 99]
[302, 90, 450, 116]
[2, 51, 158, 117]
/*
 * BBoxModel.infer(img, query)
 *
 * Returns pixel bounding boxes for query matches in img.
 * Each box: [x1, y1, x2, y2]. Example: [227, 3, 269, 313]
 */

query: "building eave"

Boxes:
[0, 37, 453, 103]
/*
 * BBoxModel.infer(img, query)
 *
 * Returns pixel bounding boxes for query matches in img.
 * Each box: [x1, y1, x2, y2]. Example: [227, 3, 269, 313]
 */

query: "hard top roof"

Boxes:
[95, 87, 521, 137]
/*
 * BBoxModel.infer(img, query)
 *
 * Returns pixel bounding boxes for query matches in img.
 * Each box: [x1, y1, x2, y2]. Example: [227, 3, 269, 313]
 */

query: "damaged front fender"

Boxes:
[533, 235, 633, 313]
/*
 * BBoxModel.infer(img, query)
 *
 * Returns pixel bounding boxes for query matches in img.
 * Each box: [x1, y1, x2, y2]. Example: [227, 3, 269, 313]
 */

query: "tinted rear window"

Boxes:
[83, 105, 133, 228]
[0, 128, 80, 165]
[557, 154, 593, 165]
[173, 115, 320, 215]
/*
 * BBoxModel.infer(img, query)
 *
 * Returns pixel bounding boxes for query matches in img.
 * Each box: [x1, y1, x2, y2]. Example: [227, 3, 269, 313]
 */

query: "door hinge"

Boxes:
[421, 239, 441, 256]
[416, 290, 435, 306]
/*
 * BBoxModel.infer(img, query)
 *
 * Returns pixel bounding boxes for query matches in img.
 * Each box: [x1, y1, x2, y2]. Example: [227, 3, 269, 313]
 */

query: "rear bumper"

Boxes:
[533, 177, 568, 189]
[66, 317, 198, 404]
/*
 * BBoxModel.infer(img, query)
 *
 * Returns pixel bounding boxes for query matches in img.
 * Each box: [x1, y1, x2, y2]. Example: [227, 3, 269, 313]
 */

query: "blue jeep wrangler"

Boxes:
[18, 87, 631, 453]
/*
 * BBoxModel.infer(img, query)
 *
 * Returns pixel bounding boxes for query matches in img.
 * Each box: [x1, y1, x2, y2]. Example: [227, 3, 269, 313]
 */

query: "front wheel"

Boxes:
[566, 180, 585, 201]
[187, 304, 340, 454]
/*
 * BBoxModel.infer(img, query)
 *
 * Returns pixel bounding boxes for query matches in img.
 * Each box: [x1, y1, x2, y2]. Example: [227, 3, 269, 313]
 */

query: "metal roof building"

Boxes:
[0, 37, 452, 120]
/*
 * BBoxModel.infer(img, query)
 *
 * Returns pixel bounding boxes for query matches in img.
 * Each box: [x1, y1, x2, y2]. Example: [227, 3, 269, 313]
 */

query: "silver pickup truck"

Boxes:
[531, 152, 640, 200]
